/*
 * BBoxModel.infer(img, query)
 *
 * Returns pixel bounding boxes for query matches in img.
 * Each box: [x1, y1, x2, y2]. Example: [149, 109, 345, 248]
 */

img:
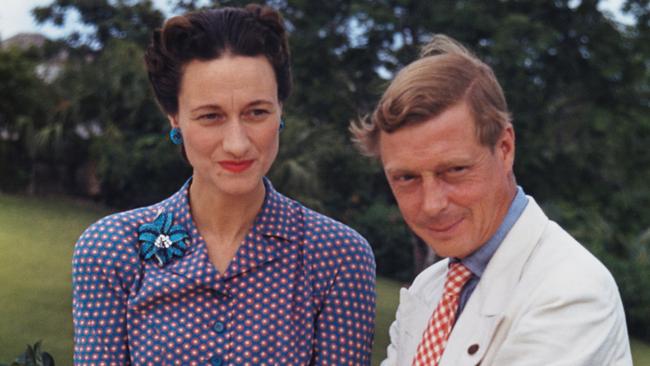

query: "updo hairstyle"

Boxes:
[144, 4, 292, 116]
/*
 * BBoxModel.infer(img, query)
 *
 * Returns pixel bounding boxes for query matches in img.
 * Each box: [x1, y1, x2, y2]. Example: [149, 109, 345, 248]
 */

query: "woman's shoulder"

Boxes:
[294, 202, 373, 259]
[264, 181, 370, 253]
[72, 207, 158, 289]
[73, 184, 190, 289]
[78, 204, 159, 246]
[286, 199, 376, 301]
[300, 205, 363, 240]
[74, 210, 152, 282]
[74, 198, 172, 269]
[76, 183, 189, 250]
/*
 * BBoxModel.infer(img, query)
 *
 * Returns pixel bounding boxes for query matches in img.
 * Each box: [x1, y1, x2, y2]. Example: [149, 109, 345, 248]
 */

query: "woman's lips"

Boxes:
[218, 160, 254, 173]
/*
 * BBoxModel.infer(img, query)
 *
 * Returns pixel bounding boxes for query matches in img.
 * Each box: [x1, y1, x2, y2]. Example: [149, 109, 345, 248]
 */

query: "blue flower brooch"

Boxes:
[138, 211, 189, 266]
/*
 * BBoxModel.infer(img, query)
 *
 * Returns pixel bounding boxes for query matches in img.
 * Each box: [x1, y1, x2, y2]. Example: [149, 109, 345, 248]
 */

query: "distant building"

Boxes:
[1, 32, 48, 49]
[1, 32, 67, 82]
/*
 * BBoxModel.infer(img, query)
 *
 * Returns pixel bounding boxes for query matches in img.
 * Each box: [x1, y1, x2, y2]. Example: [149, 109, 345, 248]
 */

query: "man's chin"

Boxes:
[419, 235, 470, 258]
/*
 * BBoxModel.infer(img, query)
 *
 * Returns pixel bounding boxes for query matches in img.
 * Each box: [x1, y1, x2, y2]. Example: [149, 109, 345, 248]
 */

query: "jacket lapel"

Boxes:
[440, 197, 549, 366]
[393, 260, 447, 363]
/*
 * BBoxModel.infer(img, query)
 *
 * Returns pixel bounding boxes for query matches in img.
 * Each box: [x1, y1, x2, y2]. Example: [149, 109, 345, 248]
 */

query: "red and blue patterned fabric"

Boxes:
[72, 178, 376, 365]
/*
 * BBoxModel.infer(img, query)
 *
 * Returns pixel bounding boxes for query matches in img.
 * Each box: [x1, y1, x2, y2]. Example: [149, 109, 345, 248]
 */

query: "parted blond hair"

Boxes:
[350, 34, 511, 157]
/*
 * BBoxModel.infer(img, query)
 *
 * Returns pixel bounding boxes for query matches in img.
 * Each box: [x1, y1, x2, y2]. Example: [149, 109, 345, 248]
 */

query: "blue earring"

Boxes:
[170, 128, 183, 145]
[279, 118, 286, 132]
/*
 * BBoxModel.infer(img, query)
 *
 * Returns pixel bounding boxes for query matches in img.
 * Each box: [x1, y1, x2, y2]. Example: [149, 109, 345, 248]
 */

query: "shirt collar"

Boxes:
[454, 186, 528, 277]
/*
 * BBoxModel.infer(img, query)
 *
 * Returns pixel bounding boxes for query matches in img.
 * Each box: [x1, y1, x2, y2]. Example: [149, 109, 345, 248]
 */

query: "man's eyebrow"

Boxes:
[384, 167, 415, 175]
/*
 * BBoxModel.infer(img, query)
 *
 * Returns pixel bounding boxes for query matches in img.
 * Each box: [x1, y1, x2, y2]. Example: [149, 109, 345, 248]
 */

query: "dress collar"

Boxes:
[160, 177, 299, 242]
[250, 177, 302, 242]
[152, 177, 301, 285]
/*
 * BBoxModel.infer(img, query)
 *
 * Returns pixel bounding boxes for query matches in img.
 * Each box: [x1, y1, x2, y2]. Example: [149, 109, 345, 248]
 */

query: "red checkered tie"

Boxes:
[412, 262, 473, 366]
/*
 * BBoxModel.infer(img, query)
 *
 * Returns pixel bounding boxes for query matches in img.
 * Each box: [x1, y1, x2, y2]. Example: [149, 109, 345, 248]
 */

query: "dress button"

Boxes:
[467, 343, 480, 355]
[210, 356, 223, 366]
[213, 321, 225, 333]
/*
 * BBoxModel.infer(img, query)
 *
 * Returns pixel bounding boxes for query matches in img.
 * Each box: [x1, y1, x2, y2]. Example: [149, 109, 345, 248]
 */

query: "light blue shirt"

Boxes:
[452, 186, 528, 316]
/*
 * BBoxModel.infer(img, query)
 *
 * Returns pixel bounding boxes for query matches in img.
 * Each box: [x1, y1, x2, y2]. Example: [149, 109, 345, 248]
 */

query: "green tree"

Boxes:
[33, 1, 189, 206]
[32, 0, 164, 49]
[0, 47, 56, 193]
[54, 38, 190, 207]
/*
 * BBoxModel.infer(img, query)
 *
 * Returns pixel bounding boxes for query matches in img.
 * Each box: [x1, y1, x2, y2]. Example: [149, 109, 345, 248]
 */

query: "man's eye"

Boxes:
[448, 166, 467, 174]
[393, 174, 416, 182]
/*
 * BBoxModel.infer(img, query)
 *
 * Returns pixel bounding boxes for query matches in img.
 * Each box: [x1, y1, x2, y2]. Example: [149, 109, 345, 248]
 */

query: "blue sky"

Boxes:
[0, 0, 634, 41]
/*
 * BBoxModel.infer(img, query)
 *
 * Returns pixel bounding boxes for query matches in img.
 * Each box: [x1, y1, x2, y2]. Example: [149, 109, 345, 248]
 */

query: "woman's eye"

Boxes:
[198, 113, 220, 121]
[245, 109, 271, 120]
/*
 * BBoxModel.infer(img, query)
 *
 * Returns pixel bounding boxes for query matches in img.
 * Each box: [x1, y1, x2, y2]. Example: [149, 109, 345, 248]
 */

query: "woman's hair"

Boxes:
[350, 34, 511, 157]
[144, 4, 292, 116]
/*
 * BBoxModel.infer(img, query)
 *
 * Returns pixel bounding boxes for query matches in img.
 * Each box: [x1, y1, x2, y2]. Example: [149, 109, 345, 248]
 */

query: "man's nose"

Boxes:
[421, 177, 449, 217]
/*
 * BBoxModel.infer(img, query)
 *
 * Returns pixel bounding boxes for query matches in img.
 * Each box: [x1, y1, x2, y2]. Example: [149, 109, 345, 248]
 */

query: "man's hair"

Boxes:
[144, 4, 292, 116]
[350, 34, 511, 157]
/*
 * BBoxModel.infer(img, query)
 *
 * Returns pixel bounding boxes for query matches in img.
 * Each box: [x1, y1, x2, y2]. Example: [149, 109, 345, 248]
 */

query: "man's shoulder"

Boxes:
[408, 258, 449, 295]
[509, 196, 614, 281]
[530, 219, 618, 294]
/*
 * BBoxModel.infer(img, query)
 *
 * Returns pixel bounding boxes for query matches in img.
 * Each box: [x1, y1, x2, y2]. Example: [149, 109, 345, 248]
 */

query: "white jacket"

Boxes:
[381, 197, 632, 366]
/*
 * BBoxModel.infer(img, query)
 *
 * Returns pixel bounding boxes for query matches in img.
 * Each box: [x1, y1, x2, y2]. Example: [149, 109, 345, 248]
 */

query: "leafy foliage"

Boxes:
[32, 0, 164, 48]
[0, 46, 58, 193]
[0, 341, 55, 366]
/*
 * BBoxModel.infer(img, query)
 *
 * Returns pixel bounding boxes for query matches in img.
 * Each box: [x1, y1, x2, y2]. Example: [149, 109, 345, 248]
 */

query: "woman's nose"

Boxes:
[221, 120, 251, 157]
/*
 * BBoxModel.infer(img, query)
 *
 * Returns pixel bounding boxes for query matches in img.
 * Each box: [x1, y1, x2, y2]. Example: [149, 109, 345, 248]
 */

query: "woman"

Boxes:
[72, 4, 376, 365]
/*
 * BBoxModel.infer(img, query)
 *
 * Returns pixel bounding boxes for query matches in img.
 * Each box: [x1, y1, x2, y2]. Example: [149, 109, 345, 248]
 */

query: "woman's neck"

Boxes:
[188, 177, 266, 246]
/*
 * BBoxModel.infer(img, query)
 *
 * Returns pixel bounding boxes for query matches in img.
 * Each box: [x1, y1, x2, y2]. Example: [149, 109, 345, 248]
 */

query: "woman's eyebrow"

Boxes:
[190, 104, 224, 113]
[247, 99, 275, 107]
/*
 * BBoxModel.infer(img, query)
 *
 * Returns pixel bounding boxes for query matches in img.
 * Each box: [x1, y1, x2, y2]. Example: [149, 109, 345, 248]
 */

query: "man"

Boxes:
[351, 35, 631, 365]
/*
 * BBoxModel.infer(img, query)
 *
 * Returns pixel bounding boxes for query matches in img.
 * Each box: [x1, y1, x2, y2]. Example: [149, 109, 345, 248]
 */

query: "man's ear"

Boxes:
[498, 124, 515, 169]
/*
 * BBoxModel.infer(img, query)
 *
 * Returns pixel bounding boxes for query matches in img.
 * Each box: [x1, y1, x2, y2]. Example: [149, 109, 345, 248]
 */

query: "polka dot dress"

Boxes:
[73, 178, 376, 365]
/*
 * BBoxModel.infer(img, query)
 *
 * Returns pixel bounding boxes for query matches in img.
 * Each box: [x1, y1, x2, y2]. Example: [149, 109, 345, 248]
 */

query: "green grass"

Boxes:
[372, 276, 403, 365]
[632, 338, 650, 365]
[1, 193, 648, 365]
[0, 193, 109, 365]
